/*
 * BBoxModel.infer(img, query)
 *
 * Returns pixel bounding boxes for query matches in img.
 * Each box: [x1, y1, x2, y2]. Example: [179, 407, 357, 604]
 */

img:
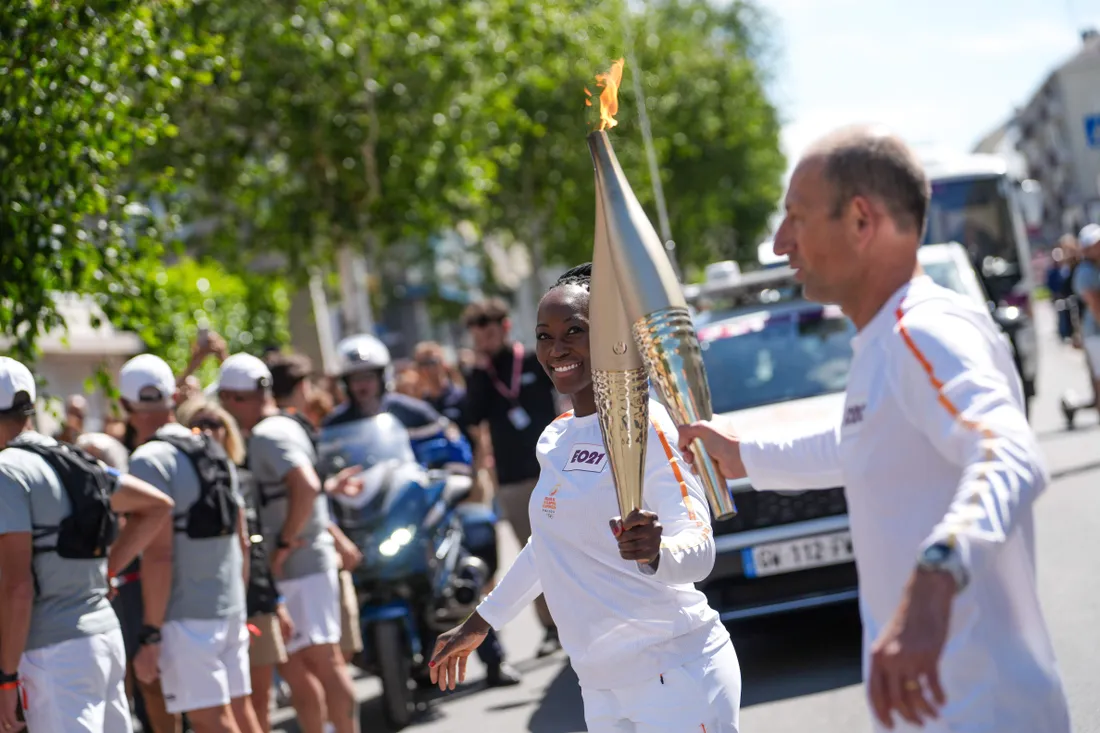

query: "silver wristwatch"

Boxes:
[917, 541, 969, 593]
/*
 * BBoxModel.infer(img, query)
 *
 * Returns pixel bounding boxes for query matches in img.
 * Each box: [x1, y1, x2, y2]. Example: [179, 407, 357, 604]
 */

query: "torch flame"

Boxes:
[585, 57, 624, 131]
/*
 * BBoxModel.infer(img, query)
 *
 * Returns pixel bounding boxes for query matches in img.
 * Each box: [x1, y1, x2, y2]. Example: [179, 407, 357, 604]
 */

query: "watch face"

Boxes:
[923, 543, 952, 564]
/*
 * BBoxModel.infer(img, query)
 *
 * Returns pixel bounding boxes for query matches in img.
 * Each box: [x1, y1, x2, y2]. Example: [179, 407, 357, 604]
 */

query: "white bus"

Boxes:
[922, 153, 1042, 403]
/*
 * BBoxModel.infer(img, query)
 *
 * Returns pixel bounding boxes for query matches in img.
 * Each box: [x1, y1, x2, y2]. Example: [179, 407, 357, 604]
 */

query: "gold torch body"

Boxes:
[590, 189, 651, 519]
[587, 129, 737, 521]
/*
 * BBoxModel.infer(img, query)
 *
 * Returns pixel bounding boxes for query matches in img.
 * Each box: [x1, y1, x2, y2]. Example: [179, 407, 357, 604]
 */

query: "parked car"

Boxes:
[687, 265, 858, 622]
[918, 241, 1037, 416]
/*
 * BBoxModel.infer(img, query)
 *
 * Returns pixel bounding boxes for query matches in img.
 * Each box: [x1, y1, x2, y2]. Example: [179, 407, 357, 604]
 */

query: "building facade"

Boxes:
[1013, 29, 1100, 238]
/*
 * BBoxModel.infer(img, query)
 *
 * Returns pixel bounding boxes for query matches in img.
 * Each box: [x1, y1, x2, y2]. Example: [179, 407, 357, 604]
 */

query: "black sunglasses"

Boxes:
[465, 315, 504, 329]
[192, 417, 226, 432]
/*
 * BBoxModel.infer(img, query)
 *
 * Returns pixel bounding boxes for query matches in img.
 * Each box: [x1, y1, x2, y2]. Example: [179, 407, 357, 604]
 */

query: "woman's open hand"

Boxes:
[428, 614, 490, 691]
[610, 509, 663, 567]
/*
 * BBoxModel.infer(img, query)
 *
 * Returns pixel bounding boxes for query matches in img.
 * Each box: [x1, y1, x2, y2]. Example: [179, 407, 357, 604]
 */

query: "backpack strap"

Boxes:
[7, 440, 113, 554]
[250, 412, 317, 506]
[151, 432, 233, 533]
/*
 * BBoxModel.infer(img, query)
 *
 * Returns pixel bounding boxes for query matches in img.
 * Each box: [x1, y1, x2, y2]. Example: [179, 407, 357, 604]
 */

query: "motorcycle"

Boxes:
[319, 412, 498, 729]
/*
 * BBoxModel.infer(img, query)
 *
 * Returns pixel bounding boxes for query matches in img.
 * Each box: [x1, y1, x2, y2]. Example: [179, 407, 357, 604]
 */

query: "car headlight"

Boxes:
[378, 525, 416, 557]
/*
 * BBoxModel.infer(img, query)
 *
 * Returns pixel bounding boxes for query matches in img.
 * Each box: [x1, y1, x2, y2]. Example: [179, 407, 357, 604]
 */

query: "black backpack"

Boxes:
[10, 439, 119, 560]
[154, 432, 239, 539]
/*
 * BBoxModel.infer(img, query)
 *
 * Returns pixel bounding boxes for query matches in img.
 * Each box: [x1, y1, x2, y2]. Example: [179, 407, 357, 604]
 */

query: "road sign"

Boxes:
[1086, 114, 1100, 149]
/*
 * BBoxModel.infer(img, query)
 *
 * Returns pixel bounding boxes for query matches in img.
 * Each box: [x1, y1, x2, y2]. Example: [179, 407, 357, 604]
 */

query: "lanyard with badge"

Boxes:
[486, 341, 532, 430]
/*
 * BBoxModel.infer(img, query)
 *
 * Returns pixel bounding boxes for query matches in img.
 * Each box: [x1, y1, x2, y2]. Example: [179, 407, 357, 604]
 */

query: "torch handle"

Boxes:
[633, 306, 738, 521]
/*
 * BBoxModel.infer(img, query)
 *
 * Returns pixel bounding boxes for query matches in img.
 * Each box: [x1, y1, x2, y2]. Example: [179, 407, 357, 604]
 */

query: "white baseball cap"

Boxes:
[0, 357, 36, 415]
[217, 353, 272, 392]
[1079, 223, 1100, 249]
[119, 354, 177, 407]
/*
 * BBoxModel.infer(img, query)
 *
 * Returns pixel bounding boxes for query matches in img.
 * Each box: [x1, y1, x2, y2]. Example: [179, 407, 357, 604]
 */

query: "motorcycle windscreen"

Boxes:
[317, 411, 416, 477]
[319, 412, 422, 519]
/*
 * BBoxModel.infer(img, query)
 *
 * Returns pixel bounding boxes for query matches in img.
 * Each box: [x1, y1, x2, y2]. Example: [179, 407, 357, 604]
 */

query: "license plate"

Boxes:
[741, 531, 854, 578]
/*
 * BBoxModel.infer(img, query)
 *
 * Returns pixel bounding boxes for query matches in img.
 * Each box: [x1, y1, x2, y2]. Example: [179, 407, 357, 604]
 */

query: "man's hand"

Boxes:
[324, 465, 364, 497]
[334, 533, 364, 571]
[0, 683, 24, 732]
[276, 603, 295, 642]
[675, 420, 748, 480]
[134, 643, 161, 685]
[610, 509, 662, 566]
[429, 614, 490, 691]
[868, 569, 955, 729]
[271, 538, 306, 579]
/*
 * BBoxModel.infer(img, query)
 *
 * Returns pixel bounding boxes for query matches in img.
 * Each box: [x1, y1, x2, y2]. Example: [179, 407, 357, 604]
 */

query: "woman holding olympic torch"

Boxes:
[428, 264, 742, 733]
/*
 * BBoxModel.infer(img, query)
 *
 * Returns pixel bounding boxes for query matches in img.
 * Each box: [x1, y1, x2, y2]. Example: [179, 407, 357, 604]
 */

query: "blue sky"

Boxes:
[755, 0, 1100, 180]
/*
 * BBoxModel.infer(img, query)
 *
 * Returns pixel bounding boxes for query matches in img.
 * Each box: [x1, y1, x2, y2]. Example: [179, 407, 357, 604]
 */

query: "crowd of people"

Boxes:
[1048, 224, 1100, 423]
[0, 123, 1087, 733]
[0, 295, 572, 733]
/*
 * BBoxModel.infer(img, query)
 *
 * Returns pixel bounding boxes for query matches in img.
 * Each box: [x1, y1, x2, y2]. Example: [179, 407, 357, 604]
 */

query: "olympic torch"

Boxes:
[591, 182, 650, 520]
[586, 60, 737, 521]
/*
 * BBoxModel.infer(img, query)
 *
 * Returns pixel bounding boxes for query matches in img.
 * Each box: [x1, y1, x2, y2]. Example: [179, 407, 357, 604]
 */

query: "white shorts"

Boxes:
[279, 569, 342, 655]
[160, 614, 252, 714]
[1083, 336, 1100, 378]
[19, 627, 132, 733]
[581, 640, 742, 733]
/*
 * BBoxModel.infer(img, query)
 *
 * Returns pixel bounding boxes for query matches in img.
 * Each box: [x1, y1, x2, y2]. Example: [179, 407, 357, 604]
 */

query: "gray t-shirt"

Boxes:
[0, 432, 120, 651]
[1073, 261, 1100, 337]
[248, 415, 335, 580]
[128, 423, 245, 622]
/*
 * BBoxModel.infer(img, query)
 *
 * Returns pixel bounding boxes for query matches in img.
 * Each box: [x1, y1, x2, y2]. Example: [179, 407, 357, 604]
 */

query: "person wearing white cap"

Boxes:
[217, 353, 362, 733]
[121, 353, 263, 733]
[0, 356, 174, 732]
[1071, 223, 1100, 413]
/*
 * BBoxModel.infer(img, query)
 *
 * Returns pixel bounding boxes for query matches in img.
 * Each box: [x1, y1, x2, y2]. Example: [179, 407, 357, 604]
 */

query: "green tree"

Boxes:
[141, 0, 536, 274]
[0, 1, 225, 361]
[134, 257, 291, 381]
[486, 0, 785, 274]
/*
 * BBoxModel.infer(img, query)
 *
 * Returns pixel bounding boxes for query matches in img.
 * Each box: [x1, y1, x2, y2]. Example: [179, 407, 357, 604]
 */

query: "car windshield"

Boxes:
[698, 306, 856, 414]
[921, 260, 969, 296]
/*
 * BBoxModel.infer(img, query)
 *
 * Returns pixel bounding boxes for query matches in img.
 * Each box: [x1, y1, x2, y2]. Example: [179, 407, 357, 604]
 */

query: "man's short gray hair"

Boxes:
[808, 126, 930, 236]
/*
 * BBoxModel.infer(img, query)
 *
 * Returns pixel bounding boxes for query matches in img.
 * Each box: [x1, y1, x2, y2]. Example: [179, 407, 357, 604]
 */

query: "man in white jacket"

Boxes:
[678, 125, 1071, 733]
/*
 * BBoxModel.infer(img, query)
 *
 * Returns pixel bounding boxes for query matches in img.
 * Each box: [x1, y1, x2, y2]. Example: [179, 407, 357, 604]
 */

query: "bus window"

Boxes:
[923, 176, 1020, 302]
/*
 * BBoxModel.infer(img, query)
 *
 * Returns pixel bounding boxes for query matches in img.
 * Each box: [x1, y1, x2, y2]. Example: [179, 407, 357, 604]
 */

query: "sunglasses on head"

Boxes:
[416, 357, 440, 367]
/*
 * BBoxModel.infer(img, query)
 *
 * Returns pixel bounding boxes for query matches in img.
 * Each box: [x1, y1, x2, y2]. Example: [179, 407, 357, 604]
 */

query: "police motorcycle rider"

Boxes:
[323, 334, 522, 688]
[0, 356, 175, 733]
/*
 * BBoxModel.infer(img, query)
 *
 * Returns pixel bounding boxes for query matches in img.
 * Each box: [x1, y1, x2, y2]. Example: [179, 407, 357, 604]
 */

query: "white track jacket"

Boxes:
[741, 276, 1070, 733]
[477, 400, 730, 691]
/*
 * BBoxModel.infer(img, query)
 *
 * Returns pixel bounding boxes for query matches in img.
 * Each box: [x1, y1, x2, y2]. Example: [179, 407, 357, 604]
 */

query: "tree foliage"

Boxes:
[487, 0, 786, 274]
[0, 0, 227, 362]
[128, 257, 291, 379]
[1, 0, 784, 360]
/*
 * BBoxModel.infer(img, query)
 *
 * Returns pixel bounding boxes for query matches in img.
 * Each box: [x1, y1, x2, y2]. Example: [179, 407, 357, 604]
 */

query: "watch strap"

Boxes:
[0, 670, 17, 685]
[138, 625, 162, 646]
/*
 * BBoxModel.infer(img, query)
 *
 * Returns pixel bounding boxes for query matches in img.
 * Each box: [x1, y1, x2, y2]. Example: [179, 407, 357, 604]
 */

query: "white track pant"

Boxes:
[581, 640, 742, 733]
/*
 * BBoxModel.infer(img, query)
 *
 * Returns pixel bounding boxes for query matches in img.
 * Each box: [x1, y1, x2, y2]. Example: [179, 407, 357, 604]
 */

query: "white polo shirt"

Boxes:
[477, 400, 730, 691]
[741, 276, 1070, 733]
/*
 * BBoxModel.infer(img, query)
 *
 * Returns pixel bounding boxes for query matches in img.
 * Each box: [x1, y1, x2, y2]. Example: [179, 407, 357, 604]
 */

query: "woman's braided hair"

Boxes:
[548, 262, 592, 292]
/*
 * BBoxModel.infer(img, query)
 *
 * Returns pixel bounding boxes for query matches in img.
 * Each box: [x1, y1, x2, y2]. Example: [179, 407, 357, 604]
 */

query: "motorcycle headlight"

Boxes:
[378, 525, 417, 557]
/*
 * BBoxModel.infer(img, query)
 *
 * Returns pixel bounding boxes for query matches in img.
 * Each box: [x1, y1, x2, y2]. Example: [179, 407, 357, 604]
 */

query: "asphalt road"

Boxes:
[273, 302, 1100, 733]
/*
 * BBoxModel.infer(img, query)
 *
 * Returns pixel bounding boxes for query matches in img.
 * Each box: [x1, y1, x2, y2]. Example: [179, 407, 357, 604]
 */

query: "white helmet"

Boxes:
[336, 334, 392, 381]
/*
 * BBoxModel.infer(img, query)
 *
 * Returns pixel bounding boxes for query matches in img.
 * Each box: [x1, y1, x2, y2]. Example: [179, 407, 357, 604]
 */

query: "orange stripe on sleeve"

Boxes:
[894, 305, 996, 535]
[650, 419, 697, 523]
[553, 410, 574, 422]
